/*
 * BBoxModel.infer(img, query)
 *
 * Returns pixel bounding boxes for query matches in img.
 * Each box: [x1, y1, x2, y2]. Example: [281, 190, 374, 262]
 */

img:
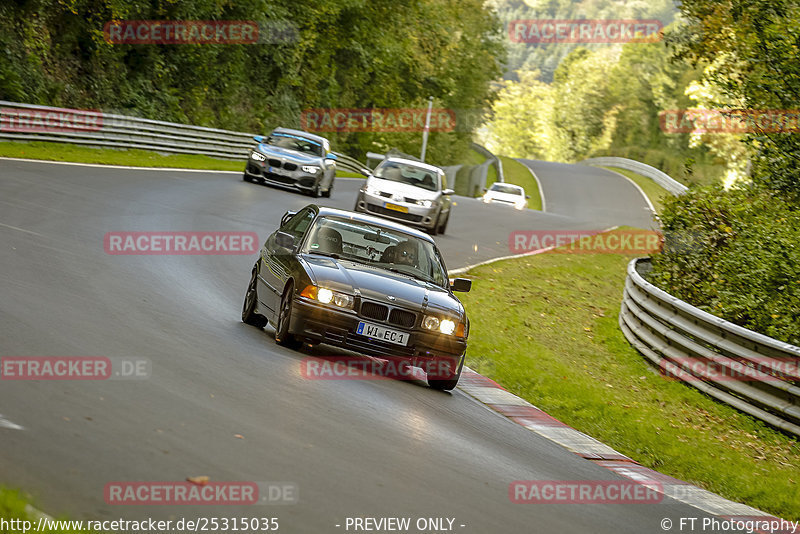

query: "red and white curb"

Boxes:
[457, 367, 790, 529]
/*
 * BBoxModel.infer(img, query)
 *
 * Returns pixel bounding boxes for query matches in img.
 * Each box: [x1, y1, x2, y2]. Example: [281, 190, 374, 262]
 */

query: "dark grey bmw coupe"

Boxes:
[241, 204, 472, 390]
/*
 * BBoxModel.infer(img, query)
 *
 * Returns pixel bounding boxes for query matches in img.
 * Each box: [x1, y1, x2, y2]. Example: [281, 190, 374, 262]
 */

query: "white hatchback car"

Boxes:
[354, 157, 453, 235]
[482, 182, 529, 210]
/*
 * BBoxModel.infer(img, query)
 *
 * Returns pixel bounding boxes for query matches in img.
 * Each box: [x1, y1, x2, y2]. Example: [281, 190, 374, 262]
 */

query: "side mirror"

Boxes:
[253, 135, 266, 143]
[325, 153, 338, 160]
[450, 278, 471, 293]
[280, 210, 297, 227]
[526, 195, 531, 199]
[482, 188, 487, 193]
[442, 189, 455, 196]
[275, 231, 295, 249]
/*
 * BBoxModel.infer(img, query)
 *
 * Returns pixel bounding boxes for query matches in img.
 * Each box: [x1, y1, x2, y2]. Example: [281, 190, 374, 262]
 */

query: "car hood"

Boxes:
[486, 191, 523, 203]
[301, 255, 463, 318]
[366, 177, 439, 201]
[256, 143, 323, 165]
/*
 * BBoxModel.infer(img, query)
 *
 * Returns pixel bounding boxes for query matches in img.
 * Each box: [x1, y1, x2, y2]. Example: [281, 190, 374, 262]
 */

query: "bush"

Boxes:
[648, 185, 800, 345]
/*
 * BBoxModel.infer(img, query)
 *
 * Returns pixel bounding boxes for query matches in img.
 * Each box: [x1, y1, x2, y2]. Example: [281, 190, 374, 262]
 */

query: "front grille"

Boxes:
[263, 172, 294, 184]
[378, 192, 392, 198]
[365, 204, 424, 223]
[360, 301, 389, 321]
[284, 162, 298, 171]
[404, 197, 419, 204]
[267, 158, 281, 167]
[389, 308, 416, 328]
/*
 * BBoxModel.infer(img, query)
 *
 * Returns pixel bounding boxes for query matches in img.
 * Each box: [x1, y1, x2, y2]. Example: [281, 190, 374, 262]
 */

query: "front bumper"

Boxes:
[245, 160, 321, 192]
[355, 191, 439, 230]
[289, 297, 466, 368]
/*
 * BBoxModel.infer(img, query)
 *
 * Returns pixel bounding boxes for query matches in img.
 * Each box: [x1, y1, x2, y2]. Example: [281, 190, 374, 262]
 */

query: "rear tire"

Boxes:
[275, 283, 302, 349]
[242, 267, 268, 327]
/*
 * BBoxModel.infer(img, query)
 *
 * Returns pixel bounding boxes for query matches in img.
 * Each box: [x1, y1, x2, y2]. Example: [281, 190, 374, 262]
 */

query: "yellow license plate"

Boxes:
[384, 202, 408, 213]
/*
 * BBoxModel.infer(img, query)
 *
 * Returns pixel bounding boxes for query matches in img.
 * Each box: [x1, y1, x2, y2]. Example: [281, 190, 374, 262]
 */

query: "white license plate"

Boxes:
[356, 321, 409, 346]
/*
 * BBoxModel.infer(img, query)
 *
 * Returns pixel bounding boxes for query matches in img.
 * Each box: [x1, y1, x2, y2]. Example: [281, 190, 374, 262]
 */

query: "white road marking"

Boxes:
[0, 414, 24, 430]
[0, 221, 44, 237]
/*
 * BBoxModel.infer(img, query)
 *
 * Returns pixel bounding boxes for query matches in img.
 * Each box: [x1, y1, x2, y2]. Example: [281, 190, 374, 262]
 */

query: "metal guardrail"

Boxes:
[581, 157, 688, 196]
[620, 258, 800, 436]
[0, 100, 254, 160]
[0, 100, 370, 175]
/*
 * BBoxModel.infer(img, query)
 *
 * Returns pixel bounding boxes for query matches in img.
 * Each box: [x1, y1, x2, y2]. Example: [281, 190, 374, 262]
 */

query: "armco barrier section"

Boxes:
[620, 258, 800, 436]
[0, 101, 254, 160]
[0, 100, 370, 175]
[581, 157, 688, 196]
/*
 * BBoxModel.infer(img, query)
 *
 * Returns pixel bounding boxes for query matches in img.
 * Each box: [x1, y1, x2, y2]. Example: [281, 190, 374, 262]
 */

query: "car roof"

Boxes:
[313, 205, 435, 243]
[379, 157, 445, 176]
[270, 127, 329, 146]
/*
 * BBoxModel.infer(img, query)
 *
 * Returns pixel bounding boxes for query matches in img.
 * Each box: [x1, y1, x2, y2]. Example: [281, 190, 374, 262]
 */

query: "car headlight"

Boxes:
[302, 165, 320, 174]
[422, 315, 464, 336]
[300, 285, 353, 309]
[416, 199, 434, 208]
[250, 151, 266, 162]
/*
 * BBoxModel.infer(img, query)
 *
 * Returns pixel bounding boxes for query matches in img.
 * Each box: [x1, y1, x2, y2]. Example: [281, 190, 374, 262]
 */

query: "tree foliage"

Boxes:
[0, 0, 505, 164]
[670, 0, 800, 199]
[650, 185, 800, 345]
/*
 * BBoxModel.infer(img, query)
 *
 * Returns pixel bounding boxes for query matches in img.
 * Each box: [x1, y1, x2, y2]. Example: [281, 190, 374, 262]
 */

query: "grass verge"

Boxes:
[459, 248, 799, 521]
[603, 166, 670, 215]
[0, 141, 364, 178]
[0, 141, 243, 171]
[498, 155, 542, 211]
[0, 486, 84, 533]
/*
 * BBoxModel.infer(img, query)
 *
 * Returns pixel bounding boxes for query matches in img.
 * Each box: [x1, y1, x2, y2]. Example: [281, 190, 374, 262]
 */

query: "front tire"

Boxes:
[427, 354, 464, 391]
[308, 182, 322, 198]
[275, 283, 302, 349]
[322, 178, 334, 198]
[242, 267, 268, 327]
[437, 210, 449, 235]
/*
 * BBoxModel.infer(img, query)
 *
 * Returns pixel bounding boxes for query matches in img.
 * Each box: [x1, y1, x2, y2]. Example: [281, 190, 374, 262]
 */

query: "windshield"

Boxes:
[265, 133, 324, 156]
[301, 216, 448, 287]
[374, 161, 440, 192]
[489, 183, 523, 195]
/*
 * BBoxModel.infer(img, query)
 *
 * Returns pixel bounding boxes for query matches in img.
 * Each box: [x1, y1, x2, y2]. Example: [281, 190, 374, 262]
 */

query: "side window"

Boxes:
[282, 208, 315, 239]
